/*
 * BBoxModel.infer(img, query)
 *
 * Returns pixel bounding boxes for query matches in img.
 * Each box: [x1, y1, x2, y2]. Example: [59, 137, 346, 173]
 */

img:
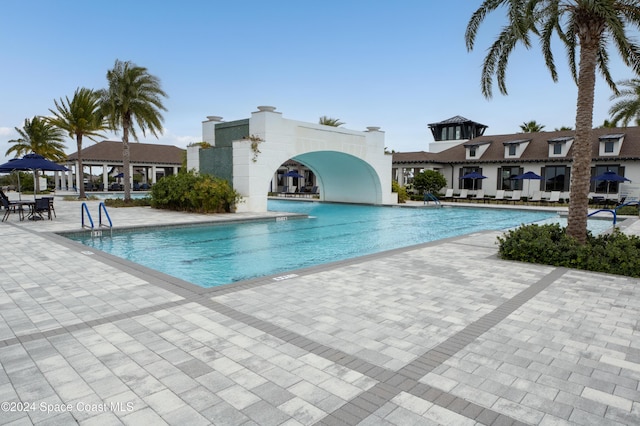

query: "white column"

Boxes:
[66, 170, 73, 191]
[173, 166, 178, 175]
[151, 166, 157, 184]
[102, 163, 109, 191]
[74, 161, 81, 192]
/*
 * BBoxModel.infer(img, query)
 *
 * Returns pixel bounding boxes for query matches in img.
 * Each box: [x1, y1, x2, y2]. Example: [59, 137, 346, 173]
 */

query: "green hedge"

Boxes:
[150, 172, 241, 213]
[497, 223, 640, 277]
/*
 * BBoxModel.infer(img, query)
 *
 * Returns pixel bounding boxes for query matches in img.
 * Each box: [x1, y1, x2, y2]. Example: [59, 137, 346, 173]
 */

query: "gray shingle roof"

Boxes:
[67, 141, 185, 165]
[393, 126, 640, 165]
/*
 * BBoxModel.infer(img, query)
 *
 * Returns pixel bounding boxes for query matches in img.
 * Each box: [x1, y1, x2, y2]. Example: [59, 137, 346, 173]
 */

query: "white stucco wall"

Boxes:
[224, 107, 396, 212]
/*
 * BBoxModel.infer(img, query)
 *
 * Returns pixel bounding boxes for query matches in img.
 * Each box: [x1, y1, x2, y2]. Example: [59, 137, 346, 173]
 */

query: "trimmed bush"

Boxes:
[497, 223, 640, 277]
[392, 180, 408, 203]
[103, 197, 151, 207]
[150, 172, 241, 213]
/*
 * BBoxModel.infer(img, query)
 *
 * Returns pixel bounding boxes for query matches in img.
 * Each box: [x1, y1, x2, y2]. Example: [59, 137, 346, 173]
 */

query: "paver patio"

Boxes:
[0, 195, 639, 425]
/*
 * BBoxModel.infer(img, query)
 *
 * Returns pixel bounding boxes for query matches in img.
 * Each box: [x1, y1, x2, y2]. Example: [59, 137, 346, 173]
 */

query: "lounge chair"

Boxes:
[453, 189, 468, 202]
[543, 191, 561, 204]
[490, 190, 505, 203]
[506, 190, 522, 203]
[470, 190, 485, 202]
[441, 188, 454, 201]
[528, 191, 542, 205]
[1, 197, 24, 222]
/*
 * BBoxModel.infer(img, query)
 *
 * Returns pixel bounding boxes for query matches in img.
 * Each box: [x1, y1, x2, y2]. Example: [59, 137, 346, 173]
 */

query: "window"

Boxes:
[604, 141, 615, 153]
[469, 147, 476, 157]
[460, 168, 482, 190]
[553, 143, 562, 155]
[499, 167, 523, 190]
[591, 165, 623, 193]
[544, 166, 569, 191]
[508, 145, 517, 156]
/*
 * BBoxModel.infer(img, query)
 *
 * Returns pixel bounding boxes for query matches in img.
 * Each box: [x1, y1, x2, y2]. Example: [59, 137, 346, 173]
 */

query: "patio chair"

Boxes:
[34, 198, 52, 220]
[1, 197, 24, 222]
[46, 197, 56, 218]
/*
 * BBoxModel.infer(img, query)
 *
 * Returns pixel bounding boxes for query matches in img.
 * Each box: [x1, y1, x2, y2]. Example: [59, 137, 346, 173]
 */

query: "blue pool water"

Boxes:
[69, 201, 564, 288]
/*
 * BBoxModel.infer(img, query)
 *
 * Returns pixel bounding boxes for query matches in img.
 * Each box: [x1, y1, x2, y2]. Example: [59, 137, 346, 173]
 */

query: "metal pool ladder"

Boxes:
[81, 202, 113, 237]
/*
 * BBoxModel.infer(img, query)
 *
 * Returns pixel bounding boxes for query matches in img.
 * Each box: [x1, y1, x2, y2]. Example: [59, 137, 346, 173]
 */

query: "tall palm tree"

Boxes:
[98, 59, 167, 201]
[48, 87, 107, 199]
[6, 116, 67, 192]
[319, 116, 345, 127]
[608, 77, 640, 127]
[519, 120, 546, 132]
[466, 0, 640, 243]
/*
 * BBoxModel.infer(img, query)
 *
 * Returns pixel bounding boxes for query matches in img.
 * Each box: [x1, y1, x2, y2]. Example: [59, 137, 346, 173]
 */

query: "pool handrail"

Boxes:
[587, 208, 617, 225]
[98, 202, 112, 228]
[423, 192, 441, 205]
[81, 202, 94, 230]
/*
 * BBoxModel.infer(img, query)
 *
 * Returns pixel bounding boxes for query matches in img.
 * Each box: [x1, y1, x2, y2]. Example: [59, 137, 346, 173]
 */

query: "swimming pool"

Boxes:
[69, 201, 564, 288]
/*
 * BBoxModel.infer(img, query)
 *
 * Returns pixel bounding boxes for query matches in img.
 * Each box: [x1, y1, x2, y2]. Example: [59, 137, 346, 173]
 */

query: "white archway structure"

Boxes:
[190, 106, 397, 212]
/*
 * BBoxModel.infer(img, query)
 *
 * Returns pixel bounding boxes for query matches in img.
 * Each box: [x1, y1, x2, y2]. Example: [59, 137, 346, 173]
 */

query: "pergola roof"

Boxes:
[67, 141, 185, 165]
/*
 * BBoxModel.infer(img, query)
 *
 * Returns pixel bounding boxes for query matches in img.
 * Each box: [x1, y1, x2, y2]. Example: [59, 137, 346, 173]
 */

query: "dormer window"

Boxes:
[548, 137, 573, 157]
[599, 134, 624, 156]
[464, 141, 491, 160]
[503, 139, 530, 158]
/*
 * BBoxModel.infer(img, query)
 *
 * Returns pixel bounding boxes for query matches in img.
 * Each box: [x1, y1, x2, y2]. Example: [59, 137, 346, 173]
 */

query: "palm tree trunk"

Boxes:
[123, 122, 131, 201]
[77, 134, 86, 199]
[566, 40, 599, 244]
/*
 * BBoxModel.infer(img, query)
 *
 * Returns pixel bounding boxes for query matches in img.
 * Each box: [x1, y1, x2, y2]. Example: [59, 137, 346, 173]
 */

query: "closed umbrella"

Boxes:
[512, 171, 543, 198]
[459, 171, 487, 191]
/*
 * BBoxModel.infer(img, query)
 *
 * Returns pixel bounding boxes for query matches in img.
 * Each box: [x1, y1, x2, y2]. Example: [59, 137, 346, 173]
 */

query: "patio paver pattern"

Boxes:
[0, 196, 639, 425]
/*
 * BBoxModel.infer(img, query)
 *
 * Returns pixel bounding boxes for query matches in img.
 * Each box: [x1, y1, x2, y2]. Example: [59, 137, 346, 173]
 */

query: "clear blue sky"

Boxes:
[0, 0, 635, 163]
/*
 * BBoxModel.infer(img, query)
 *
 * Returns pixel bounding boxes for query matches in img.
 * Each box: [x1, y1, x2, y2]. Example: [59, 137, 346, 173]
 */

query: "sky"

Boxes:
[1, 0, 637, 164]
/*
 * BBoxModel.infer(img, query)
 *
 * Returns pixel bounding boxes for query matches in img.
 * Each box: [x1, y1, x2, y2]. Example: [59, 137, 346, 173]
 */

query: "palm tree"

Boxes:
[519, 120, 546, 132]
[98, 59, 167, 201]
[6, 116, 67, 192]
[319, 116, 345, 127]
[466, 1, 640, 243]
[554, 126, 573, 131]
[48, 87, 107, 199]
[608, 78, 640, 127]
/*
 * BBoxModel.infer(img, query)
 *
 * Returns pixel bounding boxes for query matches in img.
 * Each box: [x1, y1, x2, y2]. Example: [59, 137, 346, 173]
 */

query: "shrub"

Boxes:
[616, 205, 639, 216]
[413, 170, 447, 195]
[392, 181, 408, 203]
[497, 223, 640, 277]
[150, 172, 241, 213]
[103, 197, 151, 207]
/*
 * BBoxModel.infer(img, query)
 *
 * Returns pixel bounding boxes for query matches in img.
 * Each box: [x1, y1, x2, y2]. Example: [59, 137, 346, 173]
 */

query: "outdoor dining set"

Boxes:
[1, 192, 55, 222]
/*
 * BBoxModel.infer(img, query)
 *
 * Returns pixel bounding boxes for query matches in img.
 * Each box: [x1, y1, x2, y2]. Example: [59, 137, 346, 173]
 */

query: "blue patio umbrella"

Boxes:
[591, 171, 630, 197]
[459, 171, 486, 191]
[283, 170, 304, 178]
[0, 153, 68, 201]
[0, 159, 24, 200]
[512, 171, 543, 197]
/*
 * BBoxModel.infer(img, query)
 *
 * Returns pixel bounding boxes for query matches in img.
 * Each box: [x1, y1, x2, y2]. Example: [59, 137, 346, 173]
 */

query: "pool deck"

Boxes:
[1, 195, 640, 425]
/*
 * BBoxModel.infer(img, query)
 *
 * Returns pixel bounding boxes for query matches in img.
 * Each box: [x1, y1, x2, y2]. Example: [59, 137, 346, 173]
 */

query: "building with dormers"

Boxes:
[393, 118, 640, 198]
